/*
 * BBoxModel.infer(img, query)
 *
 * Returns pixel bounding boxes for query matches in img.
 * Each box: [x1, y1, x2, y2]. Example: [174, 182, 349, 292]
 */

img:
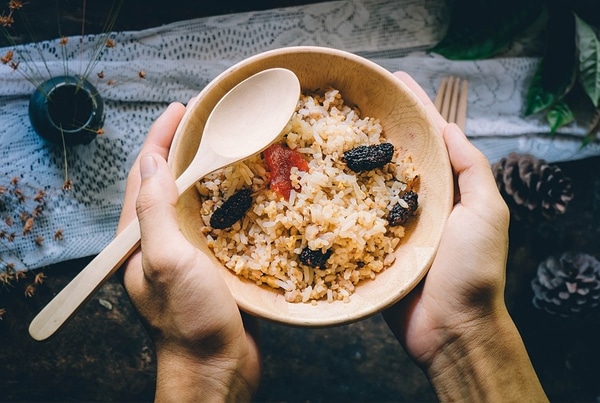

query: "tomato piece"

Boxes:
[263, 143, 309, 200]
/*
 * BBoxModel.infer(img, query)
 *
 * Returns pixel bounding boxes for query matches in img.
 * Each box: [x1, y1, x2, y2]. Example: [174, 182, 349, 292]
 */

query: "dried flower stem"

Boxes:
[1, 0, 125, 87]
[0, 174, 64, 274]
[76, 0, 124, 82]
[0, 3, 54, 87]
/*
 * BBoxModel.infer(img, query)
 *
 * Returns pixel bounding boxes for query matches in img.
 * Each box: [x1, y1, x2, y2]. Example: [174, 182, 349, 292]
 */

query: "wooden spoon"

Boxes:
[29, 68, 301, 341]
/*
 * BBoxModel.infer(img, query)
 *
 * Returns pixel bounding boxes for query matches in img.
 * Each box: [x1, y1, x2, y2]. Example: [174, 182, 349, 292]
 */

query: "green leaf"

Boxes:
[429, 0, 544, 60]
[575, 14, 600, 107]
[546, 100, 574, 133]
[582, 131, 597, 147]
[525, 67, 555, 115]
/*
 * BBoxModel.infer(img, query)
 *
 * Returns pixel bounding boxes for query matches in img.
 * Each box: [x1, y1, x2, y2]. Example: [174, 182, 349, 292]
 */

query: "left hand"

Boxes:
[117, 101, 261, 402]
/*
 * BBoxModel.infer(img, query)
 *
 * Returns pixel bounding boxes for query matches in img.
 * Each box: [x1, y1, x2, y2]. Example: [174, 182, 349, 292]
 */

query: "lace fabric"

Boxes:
[0, 0, 598, 270]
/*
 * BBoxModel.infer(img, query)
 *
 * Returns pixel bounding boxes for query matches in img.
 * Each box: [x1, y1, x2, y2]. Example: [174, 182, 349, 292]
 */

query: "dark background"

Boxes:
[0, 0, 326, 46]
[2, 1, 600, 402]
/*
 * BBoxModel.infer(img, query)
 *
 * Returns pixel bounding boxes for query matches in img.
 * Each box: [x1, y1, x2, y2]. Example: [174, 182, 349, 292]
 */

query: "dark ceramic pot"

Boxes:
[28, 75, 105, 146]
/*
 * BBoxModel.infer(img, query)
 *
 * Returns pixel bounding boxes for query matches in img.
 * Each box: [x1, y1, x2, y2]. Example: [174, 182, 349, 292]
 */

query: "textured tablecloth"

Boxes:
[1, 0, 599, 271]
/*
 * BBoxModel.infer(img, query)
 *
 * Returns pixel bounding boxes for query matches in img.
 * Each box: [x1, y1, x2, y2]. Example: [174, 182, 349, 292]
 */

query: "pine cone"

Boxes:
[491, 152, 574, 221]
[531, 251, 600, 319]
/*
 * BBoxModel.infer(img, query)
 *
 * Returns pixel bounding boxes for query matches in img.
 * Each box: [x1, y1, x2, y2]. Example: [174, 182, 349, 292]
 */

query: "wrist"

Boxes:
[424, 308, 548, 402]
[154, 340, 259, 403]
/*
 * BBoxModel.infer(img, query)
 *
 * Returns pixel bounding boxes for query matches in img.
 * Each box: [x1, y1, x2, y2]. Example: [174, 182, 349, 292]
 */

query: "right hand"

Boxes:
[384, 120, 511, 368]
[383, 72, 547, 401]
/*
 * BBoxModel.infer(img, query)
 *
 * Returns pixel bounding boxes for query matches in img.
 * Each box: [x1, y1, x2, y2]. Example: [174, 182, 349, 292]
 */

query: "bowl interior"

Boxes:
[168, 46, 453, 327]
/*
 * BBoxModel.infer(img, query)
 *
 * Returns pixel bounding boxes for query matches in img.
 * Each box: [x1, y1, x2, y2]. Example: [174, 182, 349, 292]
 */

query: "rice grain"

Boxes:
[196, 88, 418, 303]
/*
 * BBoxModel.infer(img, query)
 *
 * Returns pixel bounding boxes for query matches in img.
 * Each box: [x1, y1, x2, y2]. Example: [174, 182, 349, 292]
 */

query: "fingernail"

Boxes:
[140, 154, 157, 180]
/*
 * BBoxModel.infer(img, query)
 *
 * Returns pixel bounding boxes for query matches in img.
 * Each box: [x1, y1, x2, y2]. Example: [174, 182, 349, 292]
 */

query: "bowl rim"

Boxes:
[169, 45, 453, 327]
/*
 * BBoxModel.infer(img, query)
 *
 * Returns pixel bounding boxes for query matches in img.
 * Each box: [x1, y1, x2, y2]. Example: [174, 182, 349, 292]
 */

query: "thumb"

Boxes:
[136, 153, 182, 270]
[443, 124, 499, 206]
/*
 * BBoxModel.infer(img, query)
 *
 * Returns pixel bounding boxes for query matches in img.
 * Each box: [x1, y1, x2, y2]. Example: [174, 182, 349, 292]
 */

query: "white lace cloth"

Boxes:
[1, 0, 599, 270]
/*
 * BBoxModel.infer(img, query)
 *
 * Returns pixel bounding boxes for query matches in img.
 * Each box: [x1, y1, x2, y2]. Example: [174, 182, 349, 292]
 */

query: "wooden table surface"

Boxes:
[1, 2, 600, 401]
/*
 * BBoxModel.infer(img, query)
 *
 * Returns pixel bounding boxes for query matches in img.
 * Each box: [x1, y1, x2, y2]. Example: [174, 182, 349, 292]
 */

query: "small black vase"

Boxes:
[28, 75, 105, 146]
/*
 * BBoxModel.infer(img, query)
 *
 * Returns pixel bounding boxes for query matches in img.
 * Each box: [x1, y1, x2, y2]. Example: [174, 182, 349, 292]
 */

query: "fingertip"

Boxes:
[155, 102, 185, 126]
[141, 152, 172, 185]
[167, 100, 187, 113]
[143, 102, 186, 154]
[443, 123, 495, 190]
[137, 152, 175, 198]
[443, 123, 467, 143]
[186, 96, 198, 108]
[136, 152, 179, 241]
[392, 71, 410, 80]
[139, 153, 158, 180]
[443, 124, 477, 171]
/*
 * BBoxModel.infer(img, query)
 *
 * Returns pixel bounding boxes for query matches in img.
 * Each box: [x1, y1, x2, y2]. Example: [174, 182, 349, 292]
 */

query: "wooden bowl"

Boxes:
[168, 46, 453, 327]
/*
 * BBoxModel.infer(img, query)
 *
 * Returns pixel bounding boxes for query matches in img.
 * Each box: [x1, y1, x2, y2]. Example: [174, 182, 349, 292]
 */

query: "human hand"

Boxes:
[384, 72, 547, 401]
[384, 71, 510, 365]
[117, 102, 261, 402]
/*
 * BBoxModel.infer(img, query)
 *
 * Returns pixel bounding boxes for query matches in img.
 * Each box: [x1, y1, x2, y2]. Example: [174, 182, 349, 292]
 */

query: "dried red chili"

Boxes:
[263, 143, 309, 200]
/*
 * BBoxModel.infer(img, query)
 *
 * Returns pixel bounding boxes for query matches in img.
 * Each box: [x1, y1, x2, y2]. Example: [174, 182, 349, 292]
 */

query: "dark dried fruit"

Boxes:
[342, 142, 394, 172]
[209, 188, 253, 230]
[299, 247, 332, 268]
[387, 190, 419, 226]
[402, 190, 418, 212]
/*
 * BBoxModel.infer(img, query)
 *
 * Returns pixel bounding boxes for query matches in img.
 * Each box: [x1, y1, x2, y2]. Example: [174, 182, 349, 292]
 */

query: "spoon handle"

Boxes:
[28, 219, 141, 341]
[28, 165, 212, 342]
